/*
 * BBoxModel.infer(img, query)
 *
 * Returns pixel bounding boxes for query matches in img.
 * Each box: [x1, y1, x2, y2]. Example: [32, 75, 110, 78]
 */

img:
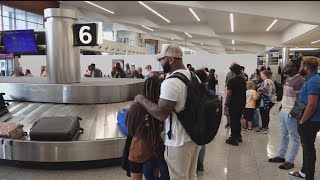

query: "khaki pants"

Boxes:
[164, 141, 201, 180]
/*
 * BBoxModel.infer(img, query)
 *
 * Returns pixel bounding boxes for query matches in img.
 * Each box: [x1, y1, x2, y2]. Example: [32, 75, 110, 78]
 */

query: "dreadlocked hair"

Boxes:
[143, 76, 161, 155]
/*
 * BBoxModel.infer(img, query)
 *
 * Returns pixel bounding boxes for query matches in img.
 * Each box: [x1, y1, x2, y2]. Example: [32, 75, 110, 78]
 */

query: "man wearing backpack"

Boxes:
[134, 44, 203, 180]
[225, 64, 247, 146]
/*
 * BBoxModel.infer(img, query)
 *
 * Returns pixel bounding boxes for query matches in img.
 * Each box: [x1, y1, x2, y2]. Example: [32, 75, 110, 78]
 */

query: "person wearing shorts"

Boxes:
[242, 81, 259, 132]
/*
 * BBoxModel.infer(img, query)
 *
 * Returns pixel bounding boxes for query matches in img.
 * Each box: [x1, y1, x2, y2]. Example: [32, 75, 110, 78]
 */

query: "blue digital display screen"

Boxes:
[2, 30, 38, 54]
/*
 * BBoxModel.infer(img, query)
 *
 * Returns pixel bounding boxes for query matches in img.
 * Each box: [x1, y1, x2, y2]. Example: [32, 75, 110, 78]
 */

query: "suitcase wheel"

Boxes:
[79, 127, 84, 133]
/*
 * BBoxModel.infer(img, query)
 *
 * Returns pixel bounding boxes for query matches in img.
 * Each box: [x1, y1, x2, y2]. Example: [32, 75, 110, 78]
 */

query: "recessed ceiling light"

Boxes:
[184, 32, 192, 38]
[266, 19, 278, 31]
[138, 1, 170, 23]
[311, 39, 320, 44]
[84, 1, 115, 14]
[232, 40, 235, 44]
[141, 25, 154, 31]
[189, 8, 200, 22]
[233, 48, 235, 51]
[201, 43, 203, 45]
[171, 38, 174, 40]
[230, 13, 234, 32]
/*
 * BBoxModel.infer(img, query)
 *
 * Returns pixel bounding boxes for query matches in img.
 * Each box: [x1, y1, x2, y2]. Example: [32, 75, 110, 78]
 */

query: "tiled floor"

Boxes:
[0, 102, 320, 180]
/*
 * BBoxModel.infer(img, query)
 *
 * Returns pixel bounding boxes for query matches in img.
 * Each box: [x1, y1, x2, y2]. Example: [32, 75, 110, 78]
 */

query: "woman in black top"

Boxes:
[208, 69, 218, 96]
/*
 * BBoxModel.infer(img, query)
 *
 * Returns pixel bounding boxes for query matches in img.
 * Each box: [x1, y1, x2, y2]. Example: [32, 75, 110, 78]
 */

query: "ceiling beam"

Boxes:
[281, 24, 319, 43]
[224, 45, 265, 53]
[218, 33, 282, 47]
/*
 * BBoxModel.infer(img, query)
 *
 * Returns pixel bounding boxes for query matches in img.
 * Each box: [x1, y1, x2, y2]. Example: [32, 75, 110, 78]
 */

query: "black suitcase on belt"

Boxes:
[0, 93, 9, 117]
[30, 116, 84, 141]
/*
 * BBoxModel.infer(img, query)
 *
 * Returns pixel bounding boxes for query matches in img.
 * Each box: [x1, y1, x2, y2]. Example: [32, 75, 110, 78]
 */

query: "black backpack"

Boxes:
[274, 81, 283, 102]
[167, 71, 222, 146]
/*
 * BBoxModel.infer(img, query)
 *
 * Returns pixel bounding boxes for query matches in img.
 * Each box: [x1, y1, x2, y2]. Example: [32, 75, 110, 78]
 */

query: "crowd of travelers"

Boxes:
[10, 65, 48, 77]
[120, 43, 320, 180]
[83, 62, 154, 79]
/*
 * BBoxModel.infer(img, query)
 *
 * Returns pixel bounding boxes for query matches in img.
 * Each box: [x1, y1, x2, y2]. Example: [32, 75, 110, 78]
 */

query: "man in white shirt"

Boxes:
[134, 44, 201, 180]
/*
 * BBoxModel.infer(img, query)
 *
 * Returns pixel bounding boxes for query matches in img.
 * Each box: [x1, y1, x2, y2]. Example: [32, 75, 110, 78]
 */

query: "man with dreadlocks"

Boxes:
[135, 44, 201, 180]
[125, 76, 169, 180]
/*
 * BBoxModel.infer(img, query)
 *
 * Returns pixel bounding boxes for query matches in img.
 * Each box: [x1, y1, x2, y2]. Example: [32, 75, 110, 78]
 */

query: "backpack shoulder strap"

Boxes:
[167, 71, 192, 86]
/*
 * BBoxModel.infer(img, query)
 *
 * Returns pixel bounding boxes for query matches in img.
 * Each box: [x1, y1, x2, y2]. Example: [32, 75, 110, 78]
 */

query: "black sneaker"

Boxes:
[236, 137, 243, 143]
[256, 128, 269, 134]
[225, 124, 230, 128]
[197, 164, 204, 171]
[226, 138, 239, 146]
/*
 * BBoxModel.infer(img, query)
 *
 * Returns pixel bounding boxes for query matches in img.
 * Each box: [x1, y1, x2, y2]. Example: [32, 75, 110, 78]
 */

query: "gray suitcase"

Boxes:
[30, 116, 84, 141]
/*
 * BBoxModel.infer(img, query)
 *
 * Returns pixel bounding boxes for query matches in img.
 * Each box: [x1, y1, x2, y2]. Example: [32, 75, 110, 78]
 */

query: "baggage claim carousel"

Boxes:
[0, 77, 144, 169]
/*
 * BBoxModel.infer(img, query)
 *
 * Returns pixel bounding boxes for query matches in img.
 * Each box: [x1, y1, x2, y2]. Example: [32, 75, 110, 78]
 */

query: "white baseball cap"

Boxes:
[155, 44, 183, 60]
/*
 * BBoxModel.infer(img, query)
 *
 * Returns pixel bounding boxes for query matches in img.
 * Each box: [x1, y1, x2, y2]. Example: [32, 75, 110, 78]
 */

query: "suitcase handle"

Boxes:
[0, 93, 5, 96]
[77, 117, 82, 121]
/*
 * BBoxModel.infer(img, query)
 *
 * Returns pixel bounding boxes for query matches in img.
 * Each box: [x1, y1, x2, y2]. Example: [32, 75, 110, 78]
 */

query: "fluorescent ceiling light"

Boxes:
[311, 39, 320, 44]
[266, 19, 278, 31]
[189, 8, 200, 22]
[184, 32, 192, 38]
[230, 13, 234, 32]
[85, 1, 115, 14]
[201, 43, 203, 45]
[232, 40, 235, 44]
[141, 25, 154, 31]
[138, 1, 170, 23]
[289, 48, 319, 51]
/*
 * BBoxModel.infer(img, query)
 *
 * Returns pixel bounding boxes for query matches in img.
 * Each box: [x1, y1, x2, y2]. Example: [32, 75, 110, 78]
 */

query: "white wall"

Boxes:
[19, 54, 257, 93]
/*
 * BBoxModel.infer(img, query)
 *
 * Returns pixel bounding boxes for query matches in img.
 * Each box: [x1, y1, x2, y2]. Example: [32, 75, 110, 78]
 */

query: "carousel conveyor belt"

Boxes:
[0, 101, 132, 164]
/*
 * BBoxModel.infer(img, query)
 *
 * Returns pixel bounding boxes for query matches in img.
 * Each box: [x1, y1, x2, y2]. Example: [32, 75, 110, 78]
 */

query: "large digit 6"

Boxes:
[79, 26, 92, 44]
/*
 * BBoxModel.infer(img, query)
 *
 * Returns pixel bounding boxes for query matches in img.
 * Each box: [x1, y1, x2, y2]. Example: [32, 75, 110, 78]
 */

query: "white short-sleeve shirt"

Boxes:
[160, 69, 192, 147]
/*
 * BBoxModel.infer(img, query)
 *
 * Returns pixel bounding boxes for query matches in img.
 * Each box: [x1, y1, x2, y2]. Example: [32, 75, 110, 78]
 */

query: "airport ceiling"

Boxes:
[60, 1, 320, 54]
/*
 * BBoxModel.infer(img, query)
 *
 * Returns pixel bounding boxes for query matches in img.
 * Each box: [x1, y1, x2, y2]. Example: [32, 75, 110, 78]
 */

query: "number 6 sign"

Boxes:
[73, 22, 102, 46]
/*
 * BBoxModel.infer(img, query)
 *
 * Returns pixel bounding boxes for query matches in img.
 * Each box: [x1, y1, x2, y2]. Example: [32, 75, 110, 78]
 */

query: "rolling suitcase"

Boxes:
[30, 116, 84, 141]
[0, 93, 9, 117]
[0, 122, 25, 139]
[117, 108, 128, 136]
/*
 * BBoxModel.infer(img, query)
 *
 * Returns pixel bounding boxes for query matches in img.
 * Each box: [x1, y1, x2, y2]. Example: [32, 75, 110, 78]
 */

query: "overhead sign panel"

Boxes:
[73, 22, 103, 46]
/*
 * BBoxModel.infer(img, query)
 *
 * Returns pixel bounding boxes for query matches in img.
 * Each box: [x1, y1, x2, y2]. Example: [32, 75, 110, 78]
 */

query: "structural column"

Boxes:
[44, 8, 80, 84]
[282, 47, 289, 68]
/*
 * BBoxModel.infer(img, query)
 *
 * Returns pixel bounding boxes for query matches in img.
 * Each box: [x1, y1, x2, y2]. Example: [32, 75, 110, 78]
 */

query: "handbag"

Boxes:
[289, 100, 306, 120]
[129, 136, 154, 163]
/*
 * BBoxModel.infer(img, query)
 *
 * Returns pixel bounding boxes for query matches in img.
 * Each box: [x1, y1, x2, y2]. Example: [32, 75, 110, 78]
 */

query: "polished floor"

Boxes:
[0, 102, 319, 180]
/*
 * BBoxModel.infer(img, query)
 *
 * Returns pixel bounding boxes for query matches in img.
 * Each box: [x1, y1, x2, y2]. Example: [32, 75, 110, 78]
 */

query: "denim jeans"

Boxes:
[197, 145, 206, 166]
[299, 122, 320, 180]
[143, 157, 170, 180]
[278, 112, 300, 164]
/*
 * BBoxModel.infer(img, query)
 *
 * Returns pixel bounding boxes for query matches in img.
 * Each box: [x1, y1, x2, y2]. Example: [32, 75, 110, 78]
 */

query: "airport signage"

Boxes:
[73, 22, 103, 46]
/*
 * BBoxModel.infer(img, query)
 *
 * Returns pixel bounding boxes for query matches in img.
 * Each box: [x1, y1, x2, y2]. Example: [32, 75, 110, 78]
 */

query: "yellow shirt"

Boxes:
[245, 89, 259, 109]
